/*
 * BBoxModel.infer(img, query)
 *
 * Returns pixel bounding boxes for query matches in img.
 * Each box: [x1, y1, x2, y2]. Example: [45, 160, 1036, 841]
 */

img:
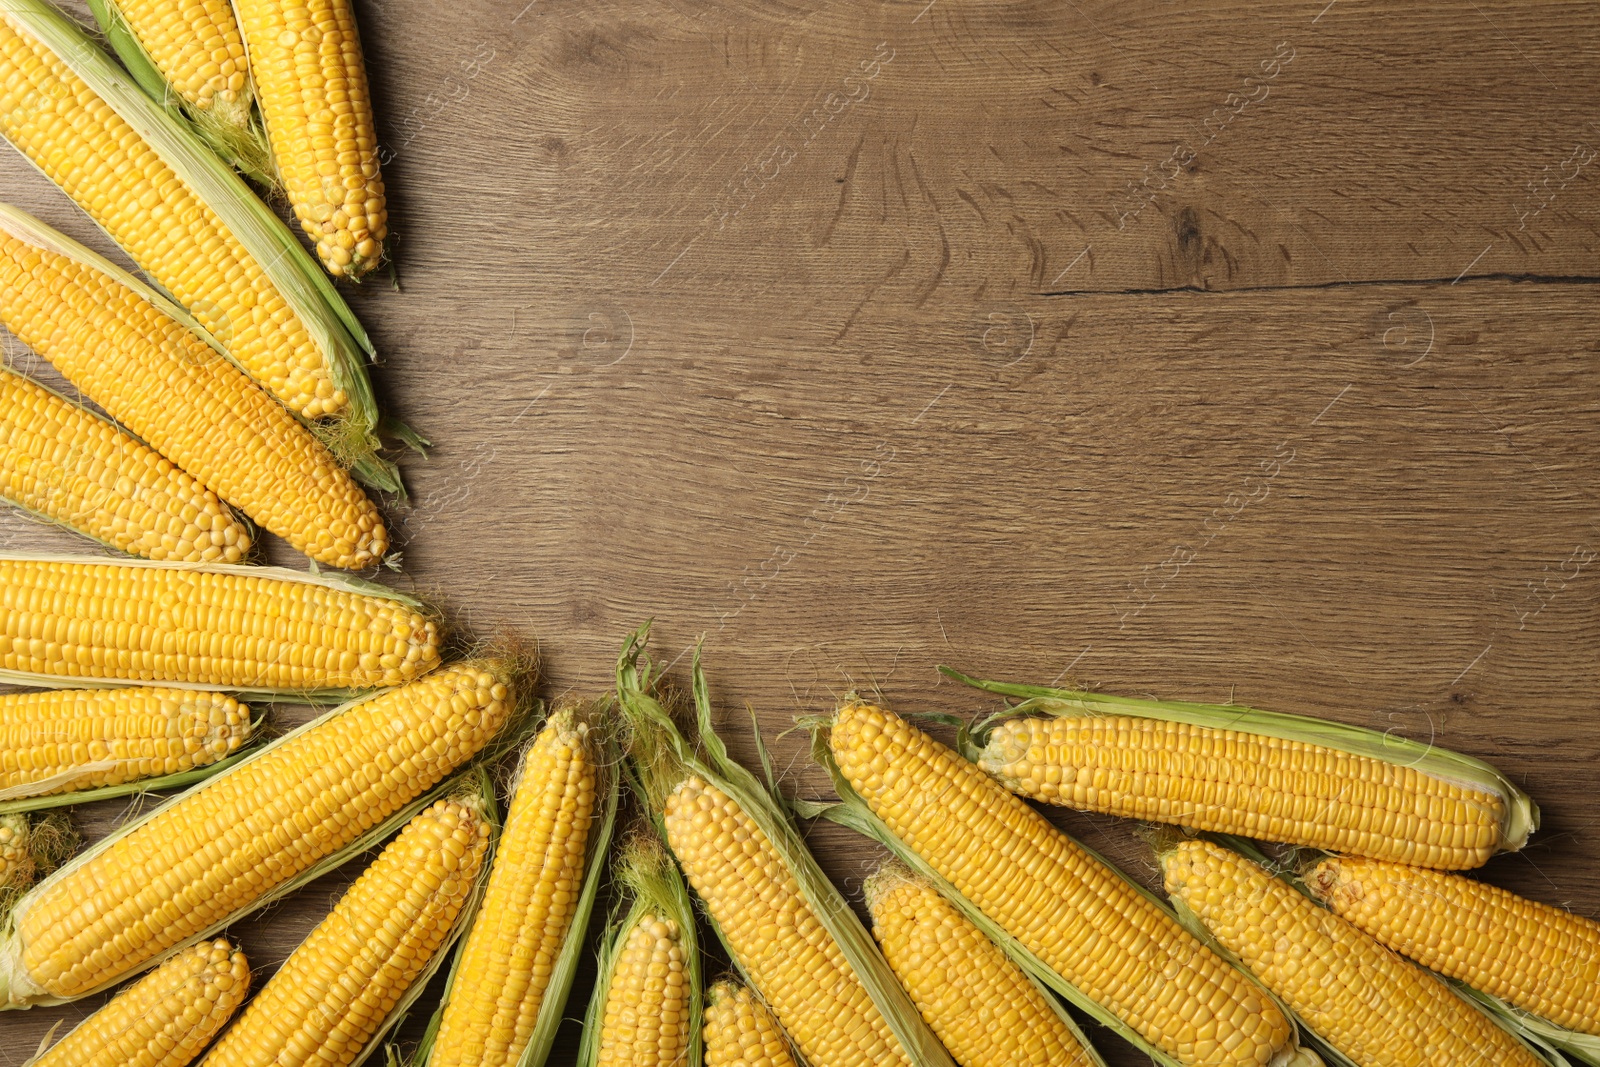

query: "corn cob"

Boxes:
[0, 367, 249, 563]
[595, 916, 692, 1066]
[429, 706, 601, 1067]
[34, 938, 249, 1067]
[979, 714, 1505, 869]
[0, 209, 386, 570]
[864, 864, 1097, 1067]
[0, 660, 512, 1006]
[200, 793, 490, 1067]
[1309, 855, 1600, 1035]
[104, 0, 250, 114]
[1162, 838, 1544, 1067]
[0, 555, 438, 693]
[0, 687, 250, 802]
[233, 0, 387, 278]
[0, 11, 343, 418]
[703, 981, 797, 1067]
[830, 701, 1291, 1067]
[948, 670, 1537, 872]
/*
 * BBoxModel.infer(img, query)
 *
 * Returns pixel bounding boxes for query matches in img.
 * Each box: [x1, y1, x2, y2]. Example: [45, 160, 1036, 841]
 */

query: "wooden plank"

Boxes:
[0, 1, 1597, 1064]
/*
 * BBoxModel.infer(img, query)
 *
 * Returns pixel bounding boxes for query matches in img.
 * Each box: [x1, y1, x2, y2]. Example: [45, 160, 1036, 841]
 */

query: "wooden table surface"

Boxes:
[4, 0, 1599, 1063]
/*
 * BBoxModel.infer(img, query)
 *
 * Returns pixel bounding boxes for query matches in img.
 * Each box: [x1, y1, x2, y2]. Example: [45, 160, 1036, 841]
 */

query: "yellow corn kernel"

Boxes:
[430, 707, 599, 1067]
[1310, 855, 1600, 1035]
[233, 0, 387, 279]
[664, 774, 912, 1067]
[0, 686, 250, 799]
[1164, 839, 1544, 1067]
[703, 980, 797, 1067]
[2, 661, 510, 1004]
[981, 714, 1505, 869]
[595, 911, 691, 1067]
[107, 0, 251, 114]
[35, 938, 250, 1067]
[0, 225, 385, 570]
[200, 795, 490, 1066]
[0, 368, 249, 563]
[0, 14, 343, 418]
[0, 556, 438, 691]
[864, 866, 1096, 1067]
[831, 701, 1291, 1067]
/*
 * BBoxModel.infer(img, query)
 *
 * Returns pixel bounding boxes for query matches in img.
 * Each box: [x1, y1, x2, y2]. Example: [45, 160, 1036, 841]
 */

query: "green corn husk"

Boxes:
[576, 831, 704, 1067]
[0, 812, 75, 916]
[0, 551, 438, 702]
[798, 720, 1325, 1067]
[401, 698, 622, 1067]
[0, 1, 420, 494]
[860, 859, 1111, 1067]
[0, 201, 400, 496]
[1153, 834, 1559, 1067]
[616, 624, 958, 1067]
[83, 0, 275, 184]
[0, 666, 535, 1009]
[942, 667, 1538, 858]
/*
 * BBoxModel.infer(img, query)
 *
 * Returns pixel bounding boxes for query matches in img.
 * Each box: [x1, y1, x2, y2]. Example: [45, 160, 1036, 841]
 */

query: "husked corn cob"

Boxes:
[0, 367, 249, 563]
[704, 981, 797, 1067]
[0, 556, 438, 691]
[0, 686, 250, 800]
[0, 221, 386, 570]
[665, 774, 913, 1067]
[595, 912, 691, 1067]
[864, 865, 1095, 1067]
[0, 14, 343, 418]
[234, 0, 387, 278]
[34, 938, 250, 1067]
[105, 0, 252, 115]
[430, 708, 600, 1067]
[980, 715, 1505, 869]
[0, 661, 510, 1005]
[1163, 838, 1544, 1067]
[1310, 855, 1600, 1035]
[201, 794, 490, 1067]
[831, 701, 1291, 1067]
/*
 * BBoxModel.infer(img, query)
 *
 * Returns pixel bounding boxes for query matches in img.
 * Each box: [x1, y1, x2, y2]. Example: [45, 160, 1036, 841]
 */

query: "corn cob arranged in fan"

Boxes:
[0, 554, 438, 695]
[1309, 856, 1600, 1047]
[703, 981, 798, 1067]
[200, 787, 492, 1067]
[85, 0, 273, 180]
[617, 626, 958, 1067]
[232, 0, 388, 279]
[0, 659, 517, 1008]
[418, 701, 619, 1067]
[0, 687, 252, 809]
[0, 205, 387, 570]
[816, 699, 1308, 1067]
[0, 0, 400, 490]
[31, 938, 249, 1067]
[1161, 837, 1545, 1067]
[863, 862, 1101, 1067]
[945, 667, 1536, 870]
[577, 833, 702, 1067]
[0, 366, 250, 563]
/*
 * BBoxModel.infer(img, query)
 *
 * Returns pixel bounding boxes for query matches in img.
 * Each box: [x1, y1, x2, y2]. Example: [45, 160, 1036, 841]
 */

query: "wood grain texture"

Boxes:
[2, 0, 1599, 1064]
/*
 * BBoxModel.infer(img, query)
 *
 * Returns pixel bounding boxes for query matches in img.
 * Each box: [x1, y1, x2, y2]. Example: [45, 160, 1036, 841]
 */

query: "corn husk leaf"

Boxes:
[83, 0, 274, 184]
[576, 831, 704, 1067]
[0, 551, 434, 701]
[0, 672, 529, 1009]
[403, 699, 623, 1067]
[801, 724, 1331, 1067]
[0, 1, 417, 494]
[616, 625, 957, 1067]
[942, 667, 1539, 854]
[0, 201, 397, 494]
